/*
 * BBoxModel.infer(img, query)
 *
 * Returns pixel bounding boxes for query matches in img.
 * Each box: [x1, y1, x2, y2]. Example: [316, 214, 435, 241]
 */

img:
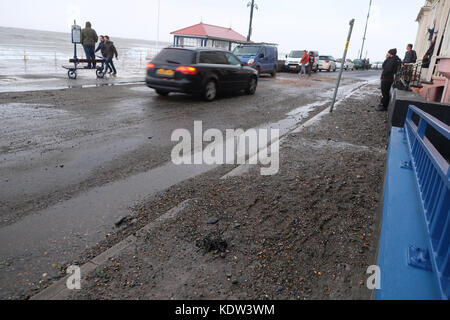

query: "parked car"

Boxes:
[233, 44, 278, 77]
[318, 55, 337, 72]
[353, 59, 364, 70]
[146, 47, 258, 101]
[345, 59, 355, 70]
[336, 58, 354, 71]
[372, 61, 383, 70]
[284, 50, 319, 73]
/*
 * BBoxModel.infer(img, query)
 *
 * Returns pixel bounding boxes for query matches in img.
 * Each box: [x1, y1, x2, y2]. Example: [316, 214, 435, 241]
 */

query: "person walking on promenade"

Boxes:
[299, 50, 309, 76]
[376, 49, 401, 112]
[95, 35, 106, 57]
[103, 36, 118, 76]
[81, 22, 98, 69]
[96, 36, 112, 73]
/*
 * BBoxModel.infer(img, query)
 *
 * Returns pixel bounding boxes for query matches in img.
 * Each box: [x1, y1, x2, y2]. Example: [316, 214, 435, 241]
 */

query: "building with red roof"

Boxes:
[171, 22, 248, 51]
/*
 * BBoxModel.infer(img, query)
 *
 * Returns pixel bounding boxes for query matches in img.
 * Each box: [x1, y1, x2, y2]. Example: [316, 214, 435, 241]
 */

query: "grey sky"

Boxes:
[0, 0, 425, 61]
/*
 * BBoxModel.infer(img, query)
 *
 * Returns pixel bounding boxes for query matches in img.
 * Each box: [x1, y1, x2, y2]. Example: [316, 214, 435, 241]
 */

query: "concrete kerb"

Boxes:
[31, 199, 193, 300]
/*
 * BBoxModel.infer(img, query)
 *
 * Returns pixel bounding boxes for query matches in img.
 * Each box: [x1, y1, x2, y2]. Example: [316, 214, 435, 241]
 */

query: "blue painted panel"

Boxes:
[376, 127, 441, 300]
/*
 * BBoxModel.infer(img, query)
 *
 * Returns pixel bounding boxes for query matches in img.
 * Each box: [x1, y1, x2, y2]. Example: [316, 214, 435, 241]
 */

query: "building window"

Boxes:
[213, 40, 230, 49]
[178, 37, 203, 48]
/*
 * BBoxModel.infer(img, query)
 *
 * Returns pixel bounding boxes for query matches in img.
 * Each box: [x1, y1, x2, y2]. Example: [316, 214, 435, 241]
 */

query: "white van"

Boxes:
[285, 50, 319, 72]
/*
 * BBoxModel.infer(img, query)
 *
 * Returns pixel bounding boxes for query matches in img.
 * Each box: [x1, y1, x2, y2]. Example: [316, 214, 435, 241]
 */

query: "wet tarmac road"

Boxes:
[0, 70, 380, 299]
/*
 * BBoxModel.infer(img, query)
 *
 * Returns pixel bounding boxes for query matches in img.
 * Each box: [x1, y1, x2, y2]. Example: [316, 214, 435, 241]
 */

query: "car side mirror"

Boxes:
[241, 62, 247, 67]
[260, 54, 265, 59]
[285, 55, 288, 59]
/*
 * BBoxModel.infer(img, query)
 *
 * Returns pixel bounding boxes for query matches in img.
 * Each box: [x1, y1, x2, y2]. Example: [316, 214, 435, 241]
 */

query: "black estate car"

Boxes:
[146, 47, 259, 101]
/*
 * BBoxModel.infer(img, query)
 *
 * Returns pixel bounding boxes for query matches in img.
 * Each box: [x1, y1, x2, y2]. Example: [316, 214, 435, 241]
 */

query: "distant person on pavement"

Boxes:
[376, 49, 401, 112]
[403, 44, 417, 64]
[299, 50, 309, 76]
[81, 22, 98, 69]
[96, 36, 112, 73]
[103, 36, 118, 76]
[308, 51, 315, 76]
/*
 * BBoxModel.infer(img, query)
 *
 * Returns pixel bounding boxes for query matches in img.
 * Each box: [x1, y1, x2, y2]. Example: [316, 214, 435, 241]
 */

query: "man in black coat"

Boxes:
[376, 49, 402, 111]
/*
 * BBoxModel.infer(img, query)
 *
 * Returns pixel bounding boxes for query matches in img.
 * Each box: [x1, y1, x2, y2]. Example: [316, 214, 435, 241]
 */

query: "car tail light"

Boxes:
[176, 66, 197, 75]
[325, 60, 329, 63]
[146, 63, 155, 69]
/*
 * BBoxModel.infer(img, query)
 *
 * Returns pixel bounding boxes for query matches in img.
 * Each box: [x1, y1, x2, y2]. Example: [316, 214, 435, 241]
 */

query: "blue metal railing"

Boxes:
[404, 105, 450, 300]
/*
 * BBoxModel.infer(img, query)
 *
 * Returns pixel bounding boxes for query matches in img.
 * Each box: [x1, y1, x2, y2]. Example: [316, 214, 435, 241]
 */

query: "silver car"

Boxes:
[318, 55, 337, 72]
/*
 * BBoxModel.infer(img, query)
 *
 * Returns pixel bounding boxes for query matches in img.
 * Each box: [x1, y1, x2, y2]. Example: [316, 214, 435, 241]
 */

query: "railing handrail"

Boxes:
[407, 105, 450, 140]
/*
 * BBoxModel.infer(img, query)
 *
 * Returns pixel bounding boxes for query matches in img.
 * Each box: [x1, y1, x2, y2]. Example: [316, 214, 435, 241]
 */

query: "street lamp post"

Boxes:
[359, 0, 372, 60]
[156, 0, 161, 50]
[247, 0, 258, 42]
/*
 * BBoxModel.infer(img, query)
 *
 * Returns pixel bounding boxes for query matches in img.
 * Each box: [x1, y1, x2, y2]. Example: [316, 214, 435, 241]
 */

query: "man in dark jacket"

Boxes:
[81, 22, 98, 69]
[103, 36, 118, 76]
[403, 44, 417, 64]
[95, 36, 106, 57]
[376, 49, 402, 111]
[96, 36, 112, 73]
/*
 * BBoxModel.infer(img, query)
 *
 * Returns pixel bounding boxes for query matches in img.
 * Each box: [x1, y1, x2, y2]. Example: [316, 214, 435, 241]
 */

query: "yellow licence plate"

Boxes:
[157, 69, 175, 77]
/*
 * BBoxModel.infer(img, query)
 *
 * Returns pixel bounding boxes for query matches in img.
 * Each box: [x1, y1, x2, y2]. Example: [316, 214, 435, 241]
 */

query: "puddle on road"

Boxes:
[0, 78, 145, 94]
[0, 103, 65, 122]
[129, 86, 153, 93]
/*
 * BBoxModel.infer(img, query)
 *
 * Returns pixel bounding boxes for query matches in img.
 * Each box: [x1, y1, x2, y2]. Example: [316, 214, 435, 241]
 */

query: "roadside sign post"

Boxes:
[330, 19, 355, 113]
[71, 21, 81, 62]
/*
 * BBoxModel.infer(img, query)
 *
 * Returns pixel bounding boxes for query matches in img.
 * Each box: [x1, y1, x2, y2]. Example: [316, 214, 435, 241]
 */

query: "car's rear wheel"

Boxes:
[246, 76, 257, 95]
[156, 90, 170, 96]
[203, 80, 217, 102]
[271, 67, 277, 78]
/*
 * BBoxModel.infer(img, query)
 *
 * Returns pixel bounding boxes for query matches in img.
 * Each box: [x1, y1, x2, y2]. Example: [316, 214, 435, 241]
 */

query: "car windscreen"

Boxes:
[152, 49, 196, 65]
[289, 51, 303, 58]
[233, 46, 261, 57]
[319, 56, 331, 60]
